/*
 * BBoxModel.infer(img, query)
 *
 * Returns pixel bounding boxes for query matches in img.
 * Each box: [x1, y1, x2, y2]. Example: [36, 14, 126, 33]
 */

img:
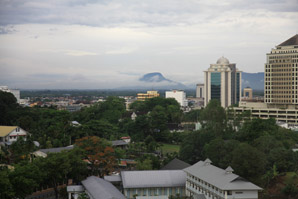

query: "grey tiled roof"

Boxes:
[278, 34, 298, 46]
[38, 145, 74, 153]
[82, 176, 126, 199]
[121, 170, 186, 189]
[112, 140, 128, 146]
[161, 158, 190, 170]
[183, 161, 262, 191]
[104, 175, 122, 182]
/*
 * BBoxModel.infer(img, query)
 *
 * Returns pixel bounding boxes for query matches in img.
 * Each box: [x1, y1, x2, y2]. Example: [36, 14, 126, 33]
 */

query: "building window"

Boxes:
[227, 191, 232, 195]
[211, 72, 221, 100]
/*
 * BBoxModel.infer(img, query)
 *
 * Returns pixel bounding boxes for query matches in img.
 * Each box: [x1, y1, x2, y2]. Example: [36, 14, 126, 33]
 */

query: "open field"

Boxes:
[160, 143, 180, 155]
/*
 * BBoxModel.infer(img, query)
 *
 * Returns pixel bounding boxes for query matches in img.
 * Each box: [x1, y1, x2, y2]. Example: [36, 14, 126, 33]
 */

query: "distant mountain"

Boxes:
[242, 72, 264, 91]
[117, 72, 187, 90]
[139, 72, 169, 82]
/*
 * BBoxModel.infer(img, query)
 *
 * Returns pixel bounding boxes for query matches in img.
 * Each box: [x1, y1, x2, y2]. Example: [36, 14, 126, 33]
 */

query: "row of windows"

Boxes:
[266, 63, 298, 68]
[126, 187, 182, 196]
[265, 86, 298, 89]
[269, 54, 298, 59]
[269, 59, 298, 64]
[187, 174, 221, 193]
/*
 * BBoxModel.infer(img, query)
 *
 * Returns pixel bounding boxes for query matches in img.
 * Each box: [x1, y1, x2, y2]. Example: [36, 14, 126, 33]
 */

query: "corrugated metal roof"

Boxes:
[82, 176, 126, 199]
[38, 145, 74, 153]
[183, 160, 262, 191]
[104, 175, 122, 182]
[112, 140, 128, 146]
[121, 170, 186, 189]
[0, 126, 17, 137]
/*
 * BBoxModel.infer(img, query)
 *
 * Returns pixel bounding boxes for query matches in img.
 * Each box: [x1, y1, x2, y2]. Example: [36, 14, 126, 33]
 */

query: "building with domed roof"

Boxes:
[204, 57, 242, 108]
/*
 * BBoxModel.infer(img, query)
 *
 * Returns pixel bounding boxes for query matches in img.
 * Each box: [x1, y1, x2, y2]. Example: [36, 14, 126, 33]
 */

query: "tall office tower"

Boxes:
[265, 34, 298, 108]
[196, 84, 204, 98]
[204, 57, 241, 108]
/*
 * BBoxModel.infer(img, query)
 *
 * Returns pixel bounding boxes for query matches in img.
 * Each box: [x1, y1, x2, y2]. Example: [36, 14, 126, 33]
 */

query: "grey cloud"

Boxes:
[0, 26, 16, 34]
[0, 0, 297, 27]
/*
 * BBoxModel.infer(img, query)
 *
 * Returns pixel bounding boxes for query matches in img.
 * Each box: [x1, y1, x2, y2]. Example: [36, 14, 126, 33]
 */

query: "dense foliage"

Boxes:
[1, 92, 298, 199]
[180, 100, 298, 198]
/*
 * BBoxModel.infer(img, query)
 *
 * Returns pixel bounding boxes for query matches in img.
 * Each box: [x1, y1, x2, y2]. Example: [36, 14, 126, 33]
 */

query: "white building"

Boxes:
[0, 86, 20, 103]
[121, 170, 186, 199]
[0, 126, 28, 146]
[165, 90, 188, 107]
[196, 84, 205, 99]
[204, 57, 241, 108]
[184, 159, 262, 199]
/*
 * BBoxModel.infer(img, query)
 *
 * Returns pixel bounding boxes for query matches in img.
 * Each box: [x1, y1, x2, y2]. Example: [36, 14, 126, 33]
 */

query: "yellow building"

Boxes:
[137, 91, 159, 101]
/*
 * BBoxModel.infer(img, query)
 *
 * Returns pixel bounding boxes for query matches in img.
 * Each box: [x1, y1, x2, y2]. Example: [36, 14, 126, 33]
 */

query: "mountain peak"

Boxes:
[139, 72, 170, 83]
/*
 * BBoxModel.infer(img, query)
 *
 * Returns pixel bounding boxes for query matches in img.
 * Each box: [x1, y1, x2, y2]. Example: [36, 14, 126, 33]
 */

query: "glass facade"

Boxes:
[211, 72, 221, 100]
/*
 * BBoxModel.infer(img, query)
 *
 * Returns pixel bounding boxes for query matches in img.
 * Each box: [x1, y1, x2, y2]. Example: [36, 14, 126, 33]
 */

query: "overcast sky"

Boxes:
[0, 0, 297, 89]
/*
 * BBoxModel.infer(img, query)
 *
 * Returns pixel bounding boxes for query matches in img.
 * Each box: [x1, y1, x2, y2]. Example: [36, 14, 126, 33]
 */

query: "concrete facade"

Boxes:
[264, 34, 298, 105]
[204, 57, 241, 108]
[184, 159, 262, 199]
[196, 84, 205, 99]
[137, 91, 160, 101]
[165, 90, 188, 107]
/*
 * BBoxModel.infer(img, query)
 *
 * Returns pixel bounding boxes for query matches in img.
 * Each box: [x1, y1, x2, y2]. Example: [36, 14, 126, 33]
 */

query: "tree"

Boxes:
[231, 143, 266, 181]
[0, 168, 14, 198]
[82, 119, 118, 139]
[199, 100, 227, 136]
[9, 162, 44, 198]
[34, 149, 87, 199]
[75, 136, 116, 177]
[136, 158, 153, 170]
[0, 91, 18, 125]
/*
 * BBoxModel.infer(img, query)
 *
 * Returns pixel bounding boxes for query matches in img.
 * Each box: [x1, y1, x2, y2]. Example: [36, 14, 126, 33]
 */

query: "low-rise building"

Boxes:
[0, 126, 28, 146]
[233, 101, 298, 126]
[184, 159, 262, 199]
[121, 170, 186, 199]
[67, 176, 126, 199]
[137, 91, 160, 101]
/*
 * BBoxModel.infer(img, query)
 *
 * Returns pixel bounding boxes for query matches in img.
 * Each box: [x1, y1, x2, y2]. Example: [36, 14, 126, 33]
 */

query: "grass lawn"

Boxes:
[160, 143, 180, 155]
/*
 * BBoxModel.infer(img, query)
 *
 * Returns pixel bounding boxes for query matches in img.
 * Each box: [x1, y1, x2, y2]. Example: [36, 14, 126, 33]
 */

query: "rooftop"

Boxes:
[82, 176, 126, 199]
[111, 140, 128, 146]
[183, 159, 262, 191]
[0, 126, 18, 137]
[161, 158, 190, 170]
[38, 145, 74, 153]
[121, 170, 186, 189]
[278, 34, 298, 46]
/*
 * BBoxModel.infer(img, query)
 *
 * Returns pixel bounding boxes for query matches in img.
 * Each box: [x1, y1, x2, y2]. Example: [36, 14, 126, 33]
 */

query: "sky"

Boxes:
[0, 0, 298, 89]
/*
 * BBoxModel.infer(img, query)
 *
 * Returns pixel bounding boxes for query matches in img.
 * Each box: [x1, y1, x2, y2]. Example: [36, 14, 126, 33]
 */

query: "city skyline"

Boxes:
[0, 0, 298, 89]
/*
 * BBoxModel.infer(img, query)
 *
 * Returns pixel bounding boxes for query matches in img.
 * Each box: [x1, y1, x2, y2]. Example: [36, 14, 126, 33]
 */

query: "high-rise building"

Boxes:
[265, 34, 298, 108]
[234, 35, 298, 126]
[204, 57, 242, 108]
[165, 90, 188, 107]
[196, 84, 204, 99]
[137, 91, 159, 101]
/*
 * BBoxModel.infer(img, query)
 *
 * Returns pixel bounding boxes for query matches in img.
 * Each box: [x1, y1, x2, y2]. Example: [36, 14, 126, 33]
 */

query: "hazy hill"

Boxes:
[242, 72, 264, 91]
